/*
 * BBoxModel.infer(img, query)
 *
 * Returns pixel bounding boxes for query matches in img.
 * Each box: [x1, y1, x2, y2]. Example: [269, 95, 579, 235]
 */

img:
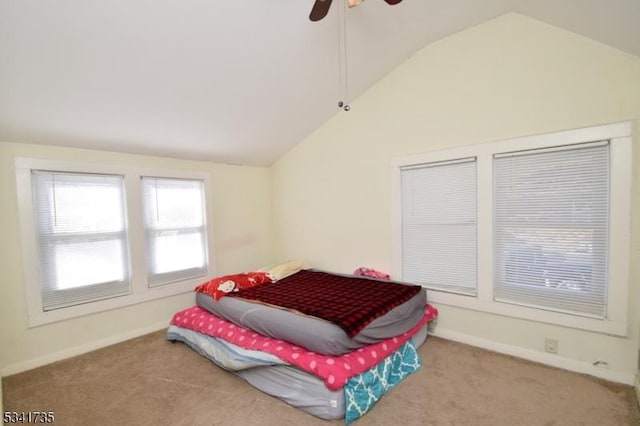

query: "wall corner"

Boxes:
[635, 372, 640, 407]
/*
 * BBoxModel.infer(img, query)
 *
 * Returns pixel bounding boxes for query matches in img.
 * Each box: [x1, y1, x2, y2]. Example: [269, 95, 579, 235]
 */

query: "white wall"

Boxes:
[272, 13, 640, 383]
[0, 142, 273, 375]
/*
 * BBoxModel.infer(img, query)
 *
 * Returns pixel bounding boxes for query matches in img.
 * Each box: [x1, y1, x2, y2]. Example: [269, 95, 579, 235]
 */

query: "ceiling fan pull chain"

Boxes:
[338, 0, 350, 111]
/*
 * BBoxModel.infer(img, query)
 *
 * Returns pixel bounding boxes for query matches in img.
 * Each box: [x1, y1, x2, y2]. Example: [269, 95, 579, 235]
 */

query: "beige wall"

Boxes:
[637, 327, 640, 403]
[272, 13, 640, 381]
[0, 142, 273, 374]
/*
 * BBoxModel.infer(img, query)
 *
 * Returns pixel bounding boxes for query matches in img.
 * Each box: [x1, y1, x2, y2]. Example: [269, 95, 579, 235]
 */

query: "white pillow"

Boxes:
[260, 260, 308, 281]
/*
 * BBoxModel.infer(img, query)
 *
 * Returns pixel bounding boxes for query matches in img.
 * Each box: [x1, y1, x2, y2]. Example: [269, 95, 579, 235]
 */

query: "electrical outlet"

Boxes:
[544, 338, 558, 354]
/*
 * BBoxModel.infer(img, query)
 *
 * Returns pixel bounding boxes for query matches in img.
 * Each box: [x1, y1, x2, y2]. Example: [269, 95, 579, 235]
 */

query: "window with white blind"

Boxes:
[31, 171, 130, 310]
[391, 122, 631, 335]
[494, 143, 609, 318]
[15, 158, 213, 327]
[400, 159, 477, 295]
[142, 177, 208, 286]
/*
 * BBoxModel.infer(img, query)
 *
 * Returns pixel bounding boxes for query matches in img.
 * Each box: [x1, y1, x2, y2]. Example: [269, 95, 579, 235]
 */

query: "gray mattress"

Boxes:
[168, 323, 429, 420]
[195, 279, 427, 355]
[235, 325, 429, 420]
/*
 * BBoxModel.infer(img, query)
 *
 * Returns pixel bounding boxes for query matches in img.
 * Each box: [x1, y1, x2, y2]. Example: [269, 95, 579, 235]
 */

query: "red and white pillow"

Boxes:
[195, 271, 274, 301]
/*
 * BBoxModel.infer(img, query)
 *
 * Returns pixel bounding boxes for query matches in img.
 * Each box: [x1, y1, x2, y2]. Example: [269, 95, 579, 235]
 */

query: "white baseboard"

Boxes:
[1, 320, 169, 377]
[430, 328, 636, 386]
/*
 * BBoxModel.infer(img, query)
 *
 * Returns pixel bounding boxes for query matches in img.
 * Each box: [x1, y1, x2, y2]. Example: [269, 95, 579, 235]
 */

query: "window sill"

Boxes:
[427, 289, 628, 337]
[27, 279, 198, 328]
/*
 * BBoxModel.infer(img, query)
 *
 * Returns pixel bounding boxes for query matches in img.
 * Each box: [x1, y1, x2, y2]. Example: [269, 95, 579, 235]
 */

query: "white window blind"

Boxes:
[493, 142, 609, 317]
[142, 177, 208, 287]
[401, 158, 477, 295]
[32, 171, 131, 311]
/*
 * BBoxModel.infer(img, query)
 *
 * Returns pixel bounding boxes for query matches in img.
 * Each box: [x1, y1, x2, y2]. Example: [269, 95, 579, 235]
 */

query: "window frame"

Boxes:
[31, 171, 131, 310]
[492, 142, 611, 318]
[141, 176, 209, 287]
[399, 158, 478, 296]
[390, 122, 632, 336]
[15, 158, 215, 327]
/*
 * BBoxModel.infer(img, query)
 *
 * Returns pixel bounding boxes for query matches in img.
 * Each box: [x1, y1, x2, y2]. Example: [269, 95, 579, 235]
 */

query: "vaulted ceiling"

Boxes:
[1, 0, 638, 166]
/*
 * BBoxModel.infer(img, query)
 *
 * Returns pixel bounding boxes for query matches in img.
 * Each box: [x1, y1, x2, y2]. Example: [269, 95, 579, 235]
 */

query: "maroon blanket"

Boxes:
[228, 269, 422, 338]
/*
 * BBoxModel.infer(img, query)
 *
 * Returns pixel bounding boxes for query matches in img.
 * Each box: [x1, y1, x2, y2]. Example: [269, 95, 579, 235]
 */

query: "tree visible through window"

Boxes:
[494, 142, 609, 317]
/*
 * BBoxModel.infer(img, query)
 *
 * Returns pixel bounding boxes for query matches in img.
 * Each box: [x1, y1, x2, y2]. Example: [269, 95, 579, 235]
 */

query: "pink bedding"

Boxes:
[170, 304, 438, 390]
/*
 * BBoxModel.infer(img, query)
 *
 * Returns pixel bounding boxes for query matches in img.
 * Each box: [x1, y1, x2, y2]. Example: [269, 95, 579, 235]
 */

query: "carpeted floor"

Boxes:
[3, 331, 639, 425]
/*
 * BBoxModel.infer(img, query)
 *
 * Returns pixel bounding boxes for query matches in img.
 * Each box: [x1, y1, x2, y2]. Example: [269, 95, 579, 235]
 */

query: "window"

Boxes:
[15, 158, 213, 327]
[400, 158, 477, 295]
[494, 143, 609, 317]
[391, 122, 631, 335]
[32, 171, 130, 310]
[142, 177, 208, 286]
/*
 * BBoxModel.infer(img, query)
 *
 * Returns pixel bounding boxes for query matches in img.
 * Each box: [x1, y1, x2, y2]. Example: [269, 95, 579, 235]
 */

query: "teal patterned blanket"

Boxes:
[344, 340, 421, 423]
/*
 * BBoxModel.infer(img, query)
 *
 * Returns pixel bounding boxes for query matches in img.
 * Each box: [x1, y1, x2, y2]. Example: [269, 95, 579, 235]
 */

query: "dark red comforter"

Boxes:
[228, 269, 422, 337]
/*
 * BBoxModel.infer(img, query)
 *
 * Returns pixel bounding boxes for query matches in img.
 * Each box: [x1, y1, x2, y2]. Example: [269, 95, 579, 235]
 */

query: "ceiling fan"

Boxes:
[310, 0, 403, 22]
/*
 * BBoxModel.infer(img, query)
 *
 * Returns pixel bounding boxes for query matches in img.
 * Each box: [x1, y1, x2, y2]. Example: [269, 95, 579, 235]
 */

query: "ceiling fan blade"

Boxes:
[309, 0, 334, 22]
[383, 0, 403, 4]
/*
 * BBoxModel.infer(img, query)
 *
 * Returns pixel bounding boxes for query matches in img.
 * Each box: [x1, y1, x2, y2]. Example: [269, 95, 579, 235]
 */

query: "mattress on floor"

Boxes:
[237, 325, 429, 420]
[196, 271, 427, 355]
[167, 323, 429, 421]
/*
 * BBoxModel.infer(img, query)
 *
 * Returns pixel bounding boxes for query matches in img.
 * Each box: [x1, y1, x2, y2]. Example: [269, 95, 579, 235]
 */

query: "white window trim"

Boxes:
[391, 121, 632, 336]
[141, 176, 209, 287]
[15, 157, 216, 327]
